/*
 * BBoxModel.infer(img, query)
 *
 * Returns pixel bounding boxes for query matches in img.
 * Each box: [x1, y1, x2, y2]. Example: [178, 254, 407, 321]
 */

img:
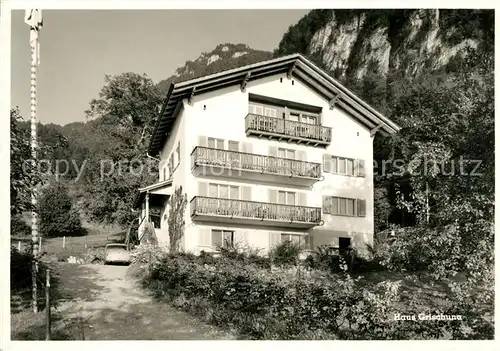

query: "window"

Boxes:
[324, 155, 364, 177]
[249, 104, 264, 115]
[228, 140, 239, 152]
[329, 157, 337, 173]
[346, 159, 354, 176]
[264, 107, 277, 117]
[230, 186, 238, 199]
[301, 114, 317, 125]
[278, 148, 296, 159]
[346, 198, 355, 216]
[209, 183, 218, 197]
[208, 137, 224, 149]
[338, 158, 346, 174]
[278, 191, 295, 205]
[323, 196, 365, 217]
[286, 109, 318, 125]
[209, 183, 240, 199]
[212, 230, 234, 248]
[288, 112, 300, 122]
[281, 233, 312, 249]
[220, 185, 229, 199]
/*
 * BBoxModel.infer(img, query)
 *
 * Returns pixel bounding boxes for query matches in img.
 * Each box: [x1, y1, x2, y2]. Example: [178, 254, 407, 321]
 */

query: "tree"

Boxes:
[10, 108, 35, 217]
[80, 73, 162, 225]
[167, 186, 188, 252]
[38, 183, 83, 237]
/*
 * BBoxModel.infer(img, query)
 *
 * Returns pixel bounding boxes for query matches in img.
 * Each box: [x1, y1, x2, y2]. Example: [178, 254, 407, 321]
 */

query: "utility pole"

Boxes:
[25, 8, 43, 313]
[425, 181, 430, 225]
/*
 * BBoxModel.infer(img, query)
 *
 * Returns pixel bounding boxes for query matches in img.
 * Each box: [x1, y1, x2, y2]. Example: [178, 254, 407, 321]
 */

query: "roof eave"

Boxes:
[148, 53, 401, 155]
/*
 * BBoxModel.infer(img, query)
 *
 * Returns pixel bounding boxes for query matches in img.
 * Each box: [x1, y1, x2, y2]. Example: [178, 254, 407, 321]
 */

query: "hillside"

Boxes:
[157, 43, 273, 93]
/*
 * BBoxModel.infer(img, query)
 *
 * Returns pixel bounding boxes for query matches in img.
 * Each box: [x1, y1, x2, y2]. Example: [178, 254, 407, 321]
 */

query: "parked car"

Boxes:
[104, 244, 131, 265]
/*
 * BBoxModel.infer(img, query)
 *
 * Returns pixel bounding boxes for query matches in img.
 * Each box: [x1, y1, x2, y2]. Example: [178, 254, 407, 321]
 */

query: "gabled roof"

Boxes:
[148, 53, 400, 156]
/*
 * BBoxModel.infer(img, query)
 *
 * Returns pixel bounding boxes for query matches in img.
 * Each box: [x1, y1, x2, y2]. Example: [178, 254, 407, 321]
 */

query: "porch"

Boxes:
[134, 180, 172, 245]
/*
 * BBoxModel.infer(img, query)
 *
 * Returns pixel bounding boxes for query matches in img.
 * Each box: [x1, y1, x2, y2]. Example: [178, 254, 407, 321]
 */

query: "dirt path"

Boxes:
[49, 262, 233, 340]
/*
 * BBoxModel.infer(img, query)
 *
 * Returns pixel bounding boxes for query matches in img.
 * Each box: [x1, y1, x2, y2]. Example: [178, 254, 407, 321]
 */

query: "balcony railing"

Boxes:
[245, 113, 332, 145]
[191, 196, 322, 224]
[191, 146, 322, 179]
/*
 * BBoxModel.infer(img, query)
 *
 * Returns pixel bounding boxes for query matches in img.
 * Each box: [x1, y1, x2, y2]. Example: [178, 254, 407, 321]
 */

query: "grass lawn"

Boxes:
[11, 223, 126, 259]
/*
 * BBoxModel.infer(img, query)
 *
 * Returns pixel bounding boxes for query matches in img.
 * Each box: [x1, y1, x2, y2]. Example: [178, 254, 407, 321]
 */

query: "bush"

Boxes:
[269, 240, 301, 266]
[10, 247, 33, 291]
[214, 244, 271, 269]
[11, 216, 31, 237]
[38, 183, 84, 237]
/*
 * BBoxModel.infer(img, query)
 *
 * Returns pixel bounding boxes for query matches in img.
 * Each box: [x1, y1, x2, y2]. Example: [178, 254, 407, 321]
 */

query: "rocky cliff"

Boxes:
[275, 9, 493, 79]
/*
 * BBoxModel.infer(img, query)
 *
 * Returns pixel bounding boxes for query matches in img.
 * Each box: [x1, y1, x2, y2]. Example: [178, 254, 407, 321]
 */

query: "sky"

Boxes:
[11, 9, 309, 125]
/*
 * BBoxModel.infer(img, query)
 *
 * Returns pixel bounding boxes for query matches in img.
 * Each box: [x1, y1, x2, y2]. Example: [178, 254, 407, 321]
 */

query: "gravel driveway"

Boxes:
[49, 262, 233, 340]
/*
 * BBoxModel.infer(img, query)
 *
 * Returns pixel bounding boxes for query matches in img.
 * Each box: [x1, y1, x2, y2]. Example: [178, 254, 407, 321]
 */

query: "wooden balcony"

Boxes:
[245, 113, 332, 147]
[190, 196, 322, 229]
[191, 146, 322, 186]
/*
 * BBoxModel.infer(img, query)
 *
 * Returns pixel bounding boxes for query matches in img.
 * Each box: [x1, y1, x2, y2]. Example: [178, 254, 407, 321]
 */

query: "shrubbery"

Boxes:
[11, 247, 33, 291]
[10, 247, 47, 293]
[134, 239, 493, 340]
[268, 240, 301, 266]
[38, 183, 84, 238]
[143, 253, 489, 339]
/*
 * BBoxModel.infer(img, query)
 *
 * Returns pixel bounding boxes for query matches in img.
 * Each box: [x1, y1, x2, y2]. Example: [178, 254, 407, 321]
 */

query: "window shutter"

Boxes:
[198, 135, 207, 147]
[322, 196, 331, 214]
[241, 186, 252, 201]
[323, 154, 331, 173]
[269, 232, 281, 248]
[357, 159, 365, 177]
[357, 199, 366, 217]
[268, 146, 278, 157]
[298, 192, 307, 206]
[305, 234, 314, 250]
[177, 142, 181, 165]
[198, 182, 208, 197]
[199, 228, 211, 247]
[268, 189, 278, 204]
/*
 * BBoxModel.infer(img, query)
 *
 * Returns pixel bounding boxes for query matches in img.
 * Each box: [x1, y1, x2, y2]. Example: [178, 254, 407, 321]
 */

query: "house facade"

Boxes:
[135, 54, 399, 255]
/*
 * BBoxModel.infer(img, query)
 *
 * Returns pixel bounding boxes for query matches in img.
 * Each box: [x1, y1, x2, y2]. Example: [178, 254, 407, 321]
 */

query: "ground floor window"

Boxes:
[212, 230, 234, 248]
[280, 233, 312, 249]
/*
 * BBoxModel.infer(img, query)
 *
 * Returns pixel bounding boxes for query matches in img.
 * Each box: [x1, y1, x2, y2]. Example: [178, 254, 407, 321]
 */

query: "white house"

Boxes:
[135, 53, 400, 255]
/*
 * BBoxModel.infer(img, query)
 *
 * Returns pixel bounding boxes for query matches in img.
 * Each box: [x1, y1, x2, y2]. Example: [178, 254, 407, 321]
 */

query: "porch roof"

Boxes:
[134, 179, 172, 208]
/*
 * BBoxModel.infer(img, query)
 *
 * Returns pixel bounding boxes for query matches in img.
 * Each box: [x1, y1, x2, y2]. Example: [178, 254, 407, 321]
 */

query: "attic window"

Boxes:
[280, 78, 283, 83]
[292, 80, 295, 85]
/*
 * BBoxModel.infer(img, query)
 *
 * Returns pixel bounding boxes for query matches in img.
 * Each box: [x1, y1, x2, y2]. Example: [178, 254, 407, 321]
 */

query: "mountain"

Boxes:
[157, 43, 273, 93]
[275, 9, 493, 80]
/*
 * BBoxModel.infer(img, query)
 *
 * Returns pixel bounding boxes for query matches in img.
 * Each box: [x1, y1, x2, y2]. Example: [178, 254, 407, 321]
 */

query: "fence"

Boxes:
[33, 266, 88, 340]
